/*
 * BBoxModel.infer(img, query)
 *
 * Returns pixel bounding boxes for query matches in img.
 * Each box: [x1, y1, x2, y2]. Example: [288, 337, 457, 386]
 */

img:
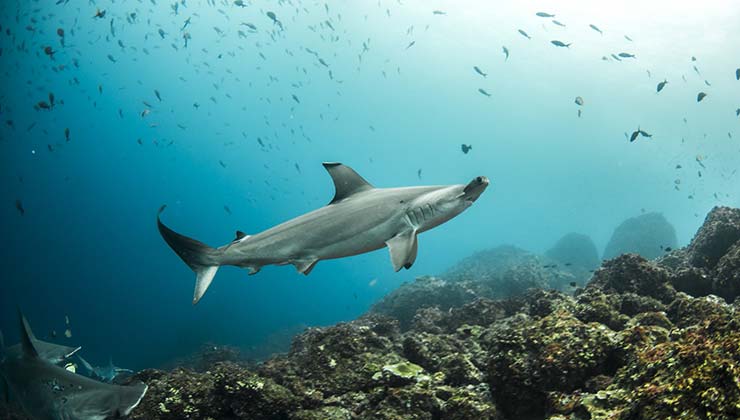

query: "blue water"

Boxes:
[1, 0, 738, 369]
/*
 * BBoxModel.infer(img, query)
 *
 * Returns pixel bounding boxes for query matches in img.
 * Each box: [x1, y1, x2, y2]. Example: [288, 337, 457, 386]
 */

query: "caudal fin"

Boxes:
[157, 205, 222, 304]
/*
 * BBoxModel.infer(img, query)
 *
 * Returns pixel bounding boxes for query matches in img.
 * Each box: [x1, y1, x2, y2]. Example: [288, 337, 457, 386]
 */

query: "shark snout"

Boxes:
[462, 176, 489, 202]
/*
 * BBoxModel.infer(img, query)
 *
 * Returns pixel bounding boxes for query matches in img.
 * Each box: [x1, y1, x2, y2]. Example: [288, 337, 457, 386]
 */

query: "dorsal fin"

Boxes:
[323, 162, 374, 204]
[18, 311, 39, 358]
[235, 230, 248, 241]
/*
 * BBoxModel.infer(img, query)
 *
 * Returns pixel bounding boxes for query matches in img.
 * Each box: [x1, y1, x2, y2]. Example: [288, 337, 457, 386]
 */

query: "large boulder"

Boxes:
[603, 212, 678, 260]
[546, 232, 600, 270]
[687, 206, 740, 268]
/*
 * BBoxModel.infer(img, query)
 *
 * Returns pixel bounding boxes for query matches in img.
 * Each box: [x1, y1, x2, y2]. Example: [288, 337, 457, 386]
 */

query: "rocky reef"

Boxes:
[2, 207, 739, 420]
[603, 212, 678, 260]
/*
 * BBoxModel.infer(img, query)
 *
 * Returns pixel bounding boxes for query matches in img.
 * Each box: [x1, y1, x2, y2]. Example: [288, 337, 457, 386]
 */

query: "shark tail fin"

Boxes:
[157, 205, 223, 305]
[116, 382, 148, 417]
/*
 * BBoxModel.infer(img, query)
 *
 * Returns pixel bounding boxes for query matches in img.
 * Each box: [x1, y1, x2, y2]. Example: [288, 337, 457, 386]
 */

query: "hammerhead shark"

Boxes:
[0, 313, 148, 420]
[158, 162, 489, 304]
[77, 355, 134, 383]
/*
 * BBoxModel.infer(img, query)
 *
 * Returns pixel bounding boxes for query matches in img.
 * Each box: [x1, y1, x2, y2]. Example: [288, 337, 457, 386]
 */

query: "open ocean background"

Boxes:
[1, 0, 738, 370]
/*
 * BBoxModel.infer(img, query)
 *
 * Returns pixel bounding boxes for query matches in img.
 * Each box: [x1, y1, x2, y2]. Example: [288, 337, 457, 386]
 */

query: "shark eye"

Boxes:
[476, 177, 482, 183]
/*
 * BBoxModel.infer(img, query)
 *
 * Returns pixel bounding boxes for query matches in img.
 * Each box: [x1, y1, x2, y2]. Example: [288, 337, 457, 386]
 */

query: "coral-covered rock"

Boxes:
[687, 206, 740, 268]
[587, 254, 676, 303]
[259, 315, 401, 397]
[128, 363, 299, 420]
[370, 276, 476, 330]
[603, 212, 678, 260]
[713, 241, 740, 301]
[484, 310, 618, 419]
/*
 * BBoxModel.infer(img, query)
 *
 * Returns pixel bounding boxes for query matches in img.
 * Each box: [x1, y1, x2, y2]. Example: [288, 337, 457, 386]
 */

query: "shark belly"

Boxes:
[224, 194, 407, 268]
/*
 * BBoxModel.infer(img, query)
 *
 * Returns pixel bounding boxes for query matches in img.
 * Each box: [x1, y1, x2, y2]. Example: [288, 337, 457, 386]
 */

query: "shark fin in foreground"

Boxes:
[158, 163, 490, 304]
[0, 312, 148, 420]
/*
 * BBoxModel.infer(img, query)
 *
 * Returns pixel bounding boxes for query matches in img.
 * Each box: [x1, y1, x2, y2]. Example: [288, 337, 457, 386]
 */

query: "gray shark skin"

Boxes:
[6, 339, 81, 366]
[158, 162, 489, 304]
[0, 313, 148, 420]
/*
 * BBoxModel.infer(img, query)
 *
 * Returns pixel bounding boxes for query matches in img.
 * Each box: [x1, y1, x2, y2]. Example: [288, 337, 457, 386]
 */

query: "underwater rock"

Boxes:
[128, 363, 299, 420]
[712, 241, 740, 301]
[687, 206, 740, 268]
[546, 232, 601, 270]
[445, 245, 578, 296]
[484, 310, 619, 419]
[587, 254, 676, 303]
[162, 342, 245, 372]
[603, 212, 678, 260]
[370, 276, 477, 330]
[259, 315, 402, 397]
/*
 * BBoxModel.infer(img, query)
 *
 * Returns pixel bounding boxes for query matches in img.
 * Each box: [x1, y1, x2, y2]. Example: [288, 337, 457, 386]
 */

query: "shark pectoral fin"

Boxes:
[323, 162, 374, 204]
[247, 266, 261, 275]
[386, 230, 418, 271]
[292, 258, 318, 275]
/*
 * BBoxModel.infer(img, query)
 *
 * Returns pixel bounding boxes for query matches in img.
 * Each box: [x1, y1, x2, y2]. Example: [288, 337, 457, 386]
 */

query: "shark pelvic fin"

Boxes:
[292, 258, 318, 275]
[386, 229, 419, 271]
[322, 162, 374, 204]
[18, 311, 39, 359]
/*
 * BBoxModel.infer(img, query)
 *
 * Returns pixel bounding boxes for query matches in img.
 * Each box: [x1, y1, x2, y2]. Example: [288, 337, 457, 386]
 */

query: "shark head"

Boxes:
[461, 176, 490, 203]
[409, 175, 489, 234]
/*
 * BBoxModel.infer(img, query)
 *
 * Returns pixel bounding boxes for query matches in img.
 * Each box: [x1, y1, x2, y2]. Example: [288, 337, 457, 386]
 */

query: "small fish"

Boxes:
[64, 328, 72, 338]
[155, 90, 162, 101]
[589, 24, 602, 34]
[618, 52, 635, 58]
[552, 20, 566, 27]
[405, 41, 415, 50]
[224, 205, 232, 215]
[639, 129, 652, 138]
[473, 66, 487, 77]
[461, 144, 472, 154]
[624, 35, 633, 42]
[233, 0, 247, 7]
[577, 109, 582, 118]
[478, 88, 491, 97]
[736, 68, 739, 80]
[611, 54, 622, 61]
[417, 169, 422, 179]
[697, 92, 707, 102]
[551, 40, 571, 48]
[49, 93, 55, 107]
[569, 281, 577, 288]
[704, 80, 711, 86]
[93, 8, 106, 19]
[657, 80, 668, 92]
[536, 12, 555, 18]
[664, 246, 672, 252]
[294, 163, 301, 173]
[574, 96, 584, 106]
[736, 108, 740, 117]
[219, 160, 226, 168]
[432, 10, 446, 15]
[158, 28, 166, 39]
[15, 199, 24, 215]
[64, 127, 70, 142]
[291, 94, 300, 104]
[44, 46, 55, 58]
[368, 278, 378, 287]
[502, 46, 509, 61]
[107, 54, 116, 63]
[518, 29, 531, 39]
[629, 130, 640, 142]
